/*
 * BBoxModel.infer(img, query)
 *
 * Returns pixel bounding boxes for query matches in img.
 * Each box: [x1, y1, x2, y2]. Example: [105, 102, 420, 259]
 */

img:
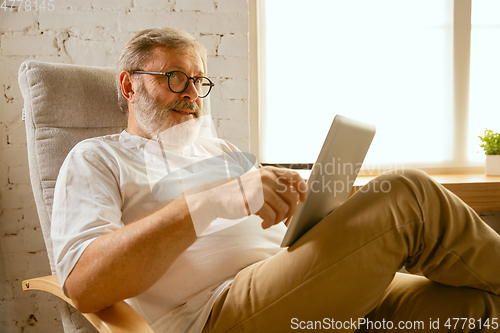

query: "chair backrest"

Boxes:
[18, 60, 128, 332]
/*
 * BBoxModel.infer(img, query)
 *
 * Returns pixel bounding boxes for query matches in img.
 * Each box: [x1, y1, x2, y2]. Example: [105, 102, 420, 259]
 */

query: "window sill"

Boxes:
[353, 174, 500, 211]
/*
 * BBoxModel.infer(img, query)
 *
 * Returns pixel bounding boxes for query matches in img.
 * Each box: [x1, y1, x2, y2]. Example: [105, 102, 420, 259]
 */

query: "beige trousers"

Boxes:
[203, 169, 500, 332]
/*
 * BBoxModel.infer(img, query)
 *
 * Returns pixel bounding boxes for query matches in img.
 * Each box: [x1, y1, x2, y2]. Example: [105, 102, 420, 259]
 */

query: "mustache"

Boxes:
[166, 100, 201, 116]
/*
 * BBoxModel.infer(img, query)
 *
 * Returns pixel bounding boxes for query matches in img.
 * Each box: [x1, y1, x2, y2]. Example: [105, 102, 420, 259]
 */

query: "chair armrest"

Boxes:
[23, 275, 154, 333]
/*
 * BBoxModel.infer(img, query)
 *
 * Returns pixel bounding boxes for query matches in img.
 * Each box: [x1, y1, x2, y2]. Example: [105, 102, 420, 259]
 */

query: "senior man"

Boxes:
[52, 27, 500, 333]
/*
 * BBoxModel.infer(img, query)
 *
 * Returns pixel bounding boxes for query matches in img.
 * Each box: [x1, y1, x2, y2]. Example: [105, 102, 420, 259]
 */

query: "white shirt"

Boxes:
[51, 129, 286, 333]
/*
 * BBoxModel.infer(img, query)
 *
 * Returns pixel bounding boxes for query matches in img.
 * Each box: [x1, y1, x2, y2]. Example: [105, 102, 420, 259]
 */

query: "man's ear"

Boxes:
[120, 71, 136, 102]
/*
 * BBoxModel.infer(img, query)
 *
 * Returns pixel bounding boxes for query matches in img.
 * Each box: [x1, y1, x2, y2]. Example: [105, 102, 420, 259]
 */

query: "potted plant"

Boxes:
[479, 129, 500, 176]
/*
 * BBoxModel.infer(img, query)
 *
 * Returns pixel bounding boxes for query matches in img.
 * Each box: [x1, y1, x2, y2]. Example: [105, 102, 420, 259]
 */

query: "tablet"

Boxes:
[281, 115, 376, 247]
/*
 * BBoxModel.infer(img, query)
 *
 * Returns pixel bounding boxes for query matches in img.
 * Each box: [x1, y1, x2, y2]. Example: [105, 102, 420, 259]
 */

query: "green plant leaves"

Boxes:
[479, 129, 500, 155]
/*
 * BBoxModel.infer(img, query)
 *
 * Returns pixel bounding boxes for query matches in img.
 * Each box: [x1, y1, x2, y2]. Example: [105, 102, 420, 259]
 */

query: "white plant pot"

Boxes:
[485, 155, 500, 176]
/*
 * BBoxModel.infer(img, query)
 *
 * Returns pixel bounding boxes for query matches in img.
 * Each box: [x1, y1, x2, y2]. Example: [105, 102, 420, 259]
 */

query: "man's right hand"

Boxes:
[187, 166, 307, 232]
[251, 166, 307, 229]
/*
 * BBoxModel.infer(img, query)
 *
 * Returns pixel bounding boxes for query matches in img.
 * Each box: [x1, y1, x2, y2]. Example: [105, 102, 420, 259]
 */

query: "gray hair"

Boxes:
[116, 27, 208, 113]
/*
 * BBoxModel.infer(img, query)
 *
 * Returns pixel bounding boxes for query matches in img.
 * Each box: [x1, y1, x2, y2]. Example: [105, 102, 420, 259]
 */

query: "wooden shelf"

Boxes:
[353, 174, 500, 211]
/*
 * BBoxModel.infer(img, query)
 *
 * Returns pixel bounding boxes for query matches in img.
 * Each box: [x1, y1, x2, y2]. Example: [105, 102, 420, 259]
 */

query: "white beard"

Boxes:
[157, 116, 203, 149]
[133, 83, 203, 148]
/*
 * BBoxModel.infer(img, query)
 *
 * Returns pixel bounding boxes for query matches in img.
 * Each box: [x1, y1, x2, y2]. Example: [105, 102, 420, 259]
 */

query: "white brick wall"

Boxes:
[0, 1, 250, 331]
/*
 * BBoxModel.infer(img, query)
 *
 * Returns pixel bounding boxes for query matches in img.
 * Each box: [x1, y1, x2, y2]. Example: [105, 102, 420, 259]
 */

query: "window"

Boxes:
[468, 0, 500, 162]
[250, 0, 500, 174]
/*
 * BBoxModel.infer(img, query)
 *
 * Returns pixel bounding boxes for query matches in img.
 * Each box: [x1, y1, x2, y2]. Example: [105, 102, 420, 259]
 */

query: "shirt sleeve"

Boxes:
[51, 145, 123, 291]
[220, 140, 259, 173]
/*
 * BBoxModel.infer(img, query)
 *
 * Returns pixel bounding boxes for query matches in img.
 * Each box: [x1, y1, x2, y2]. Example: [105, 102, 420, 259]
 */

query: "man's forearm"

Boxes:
[64, 198, 198, 313]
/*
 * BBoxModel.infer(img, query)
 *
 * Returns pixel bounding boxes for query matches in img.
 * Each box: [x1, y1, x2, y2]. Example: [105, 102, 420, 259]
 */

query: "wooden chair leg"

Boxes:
[23, 275, 154, 333]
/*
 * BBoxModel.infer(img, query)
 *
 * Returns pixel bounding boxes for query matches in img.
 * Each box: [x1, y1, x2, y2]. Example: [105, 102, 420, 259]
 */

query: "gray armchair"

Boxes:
[18, 60, 153, 333]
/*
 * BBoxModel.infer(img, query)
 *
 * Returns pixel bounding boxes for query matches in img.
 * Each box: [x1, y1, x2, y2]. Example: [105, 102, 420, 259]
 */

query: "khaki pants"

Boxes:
[203, 169, 500, 332]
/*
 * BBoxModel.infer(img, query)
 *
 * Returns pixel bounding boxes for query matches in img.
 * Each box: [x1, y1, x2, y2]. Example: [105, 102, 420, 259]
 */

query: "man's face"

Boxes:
[131, 47, 206, 145]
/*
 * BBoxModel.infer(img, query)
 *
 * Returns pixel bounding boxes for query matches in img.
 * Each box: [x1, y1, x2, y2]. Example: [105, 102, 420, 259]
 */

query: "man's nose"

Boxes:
[181, 80, 199, 100]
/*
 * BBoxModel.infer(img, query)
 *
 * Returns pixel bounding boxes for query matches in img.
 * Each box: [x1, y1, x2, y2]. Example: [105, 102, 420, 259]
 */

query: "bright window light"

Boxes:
[264, 0, 451, 168]
[468, 0, 500, 161]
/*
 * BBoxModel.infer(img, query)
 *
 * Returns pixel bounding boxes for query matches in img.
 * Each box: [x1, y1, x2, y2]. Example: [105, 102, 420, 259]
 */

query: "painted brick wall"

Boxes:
[0, 0, 250, 331]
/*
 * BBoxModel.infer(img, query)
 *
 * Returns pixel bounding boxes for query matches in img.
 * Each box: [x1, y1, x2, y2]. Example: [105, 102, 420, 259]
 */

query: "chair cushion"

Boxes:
[19, 60, 127, 128]
[18, 60, 128, 271]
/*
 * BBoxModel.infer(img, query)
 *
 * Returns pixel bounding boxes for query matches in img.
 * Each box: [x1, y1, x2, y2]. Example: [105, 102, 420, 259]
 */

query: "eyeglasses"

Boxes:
[130, 70, 215, 98]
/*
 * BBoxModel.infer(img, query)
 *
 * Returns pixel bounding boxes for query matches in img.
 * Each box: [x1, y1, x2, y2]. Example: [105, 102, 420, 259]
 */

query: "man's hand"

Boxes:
[253, 166, 307, 229]
[188, 166, 307, 231]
